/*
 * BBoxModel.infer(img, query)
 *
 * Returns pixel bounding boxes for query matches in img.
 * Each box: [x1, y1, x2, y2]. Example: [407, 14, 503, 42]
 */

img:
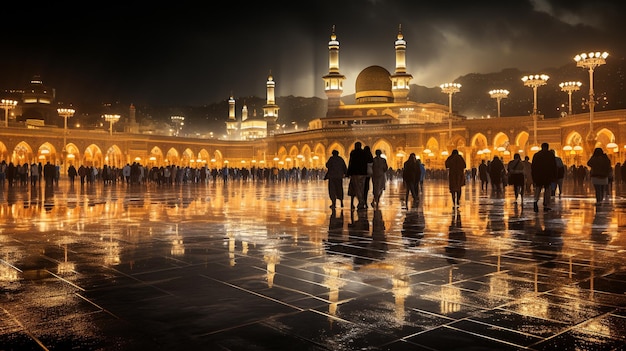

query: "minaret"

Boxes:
[390, 24, 413, 102]
[225, 94, 239, 139]
[263, 71, 279, 136]
[242, 102, 248, 121]
[322, 25, 345, 116]
[126, 103, 139, 133]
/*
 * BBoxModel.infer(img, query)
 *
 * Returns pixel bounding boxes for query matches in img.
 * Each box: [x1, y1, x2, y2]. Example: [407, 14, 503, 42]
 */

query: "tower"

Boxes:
[390, 24, 413, 102]
[263, 72, 279, 136]
[322, 25, 345, 116]
[126, 103, 139, 133]
[225, 94, 239, 139]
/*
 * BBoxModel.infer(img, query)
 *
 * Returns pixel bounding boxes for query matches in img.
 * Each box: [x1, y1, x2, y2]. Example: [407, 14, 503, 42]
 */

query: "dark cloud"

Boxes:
[1, 0, 624, 106]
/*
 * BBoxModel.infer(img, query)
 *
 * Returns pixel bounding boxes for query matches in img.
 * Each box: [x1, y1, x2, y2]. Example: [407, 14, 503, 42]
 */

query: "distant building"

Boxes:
[225, 72, 278, 140]
[309, 25, 450, 129]
[17, 75, 58, 127]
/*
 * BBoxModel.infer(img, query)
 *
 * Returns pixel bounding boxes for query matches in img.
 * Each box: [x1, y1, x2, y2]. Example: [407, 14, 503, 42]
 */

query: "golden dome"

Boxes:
[355, 65, 394, 104]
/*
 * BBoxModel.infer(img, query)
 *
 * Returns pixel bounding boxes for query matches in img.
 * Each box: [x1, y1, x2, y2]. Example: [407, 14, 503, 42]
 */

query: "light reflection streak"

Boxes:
[264, 247, 280, 288]
[170, 224, 185, 256]
[57, 236, 76, 275]
[322, 261, 351, 326]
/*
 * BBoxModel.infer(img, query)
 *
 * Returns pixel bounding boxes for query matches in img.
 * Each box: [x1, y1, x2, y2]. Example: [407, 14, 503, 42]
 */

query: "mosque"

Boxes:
[0, 26, 624, 172]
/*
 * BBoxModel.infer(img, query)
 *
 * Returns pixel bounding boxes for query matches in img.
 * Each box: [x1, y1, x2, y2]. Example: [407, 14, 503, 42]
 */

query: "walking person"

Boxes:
[478, 159, 489, 191]
[507, 153, 525, 204]
[445, 149, 466, 208]
[362, 145, 374, 208]
[371, 149, 388, 208]
[325, 150, 347, 209]
[551, 149, 565, 197]
[522, 155, 533, 193]
[587, 147, 612, 206]
[67, 164, 78, 185]
[346, 141, 368, 210]
[402, 153, 420, 209]
[488, 156, 505, 197]
[531, 142, 557, 212]
[30, 162, 39, 187]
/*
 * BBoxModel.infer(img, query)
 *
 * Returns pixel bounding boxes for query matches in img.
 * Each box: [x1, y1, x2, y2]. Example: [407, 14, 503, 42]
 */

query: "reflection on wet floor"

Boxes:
[1, 178, 625, 350]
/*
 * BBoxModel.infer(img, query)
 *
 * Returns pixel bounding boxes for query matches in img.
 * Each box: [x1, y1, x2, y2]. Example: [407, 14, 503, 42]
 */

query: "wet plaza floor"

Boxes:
[1, 177, 626, 351]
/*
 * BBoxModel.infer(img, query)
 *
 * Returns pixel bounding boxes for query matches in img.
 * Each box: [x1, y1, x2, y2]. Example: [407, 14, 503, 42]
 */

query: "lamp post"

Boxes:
[522, 74, 549, 150]
[559, 81, 582, 116]
[1, 99, 18, 127]
[57, 108, 75, 151]
[440, 83, 461, 141]
[574, 51, 608, 142]
[488, 89, 509, 117]
[103, 114, 121, 136]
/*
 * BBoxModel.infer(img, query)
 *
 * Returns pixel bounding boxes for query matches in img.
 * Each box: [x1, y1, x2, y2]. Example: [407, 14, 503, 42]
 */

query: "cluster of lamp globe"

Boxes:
[439, 51, 609, 152]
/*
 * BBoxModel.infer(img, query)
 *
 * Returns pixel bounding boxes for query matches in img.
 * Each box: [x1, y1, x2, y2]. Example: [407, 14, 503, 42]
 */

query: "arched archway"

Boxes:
[13, 141, 34, 165]
[166, 148, 180, 166]
[83, 144, 103, 167]
[105, 145, 123, 168]
[37, 142, 58, 165]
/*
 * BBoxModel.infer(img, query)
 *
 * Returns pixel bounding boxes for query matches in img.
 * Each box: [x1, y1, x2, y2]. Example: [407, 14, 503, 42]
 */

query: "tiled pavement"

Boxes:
[0, 178, 625, 350]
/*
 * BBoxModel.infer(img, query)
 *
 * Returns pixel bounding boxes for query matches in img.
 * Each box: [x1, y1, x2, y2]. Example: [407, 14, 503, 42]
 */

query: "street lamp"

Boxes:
[559, 81, 582, 116]
[440, 82, 461, 141]
[488, 89, 509, 117]
[574, 51, 608, 141]
[1, 99, 18, 127]
[57, 108, 75, 152]
[522, 74, 549, 149]
[103, 114, 120, 136]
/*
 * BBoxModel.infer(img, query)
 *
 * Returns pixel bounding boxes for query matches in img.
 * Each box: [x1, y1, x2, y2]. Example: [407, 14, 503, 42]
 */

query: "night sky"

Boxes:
[2, 1, 625, 107]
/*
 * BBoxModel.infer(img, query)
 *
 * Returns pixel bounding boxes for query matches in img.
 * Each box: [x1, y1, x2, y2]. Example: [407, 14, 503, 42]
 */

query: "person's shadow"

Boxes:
[445, 212, 466, 264]
[402, 207, 424, 247]
[591, 207, 611, 246]
[324, 209, 346, 256]
[531, 211, 563, 266]
[366, 209, 388, 261]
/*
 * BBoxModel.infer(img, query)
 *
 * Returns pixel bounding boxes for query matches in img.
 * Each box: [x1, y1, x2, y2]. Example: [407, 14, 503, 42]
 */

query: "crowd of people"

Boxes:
[0, 160, 330, 190]
[1, 141, 620, 213]
[324, 141, 621, 212]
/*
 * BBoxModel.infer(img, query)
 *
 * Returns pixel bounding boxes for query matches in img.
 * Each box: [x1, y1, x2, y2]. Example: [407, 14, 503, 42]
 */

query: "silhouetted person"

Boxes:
[325, 150, 347, 209]
[371, 149, 388, 208]
[43, 161, 56, 187]
[478, 159, 489, 191]
[445, 149, 466, 208]
[402, 153, 420, 209]
[363, 145, 374, 208]
[67, 164, 77, 185]
[552, 149, 565, 197]
[346, 142, 368, 210]
[507, 153, 525, 204]
[531, 142, 557, 212]
[587, 147, 612, 206]
[488, 156, 505, 196]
